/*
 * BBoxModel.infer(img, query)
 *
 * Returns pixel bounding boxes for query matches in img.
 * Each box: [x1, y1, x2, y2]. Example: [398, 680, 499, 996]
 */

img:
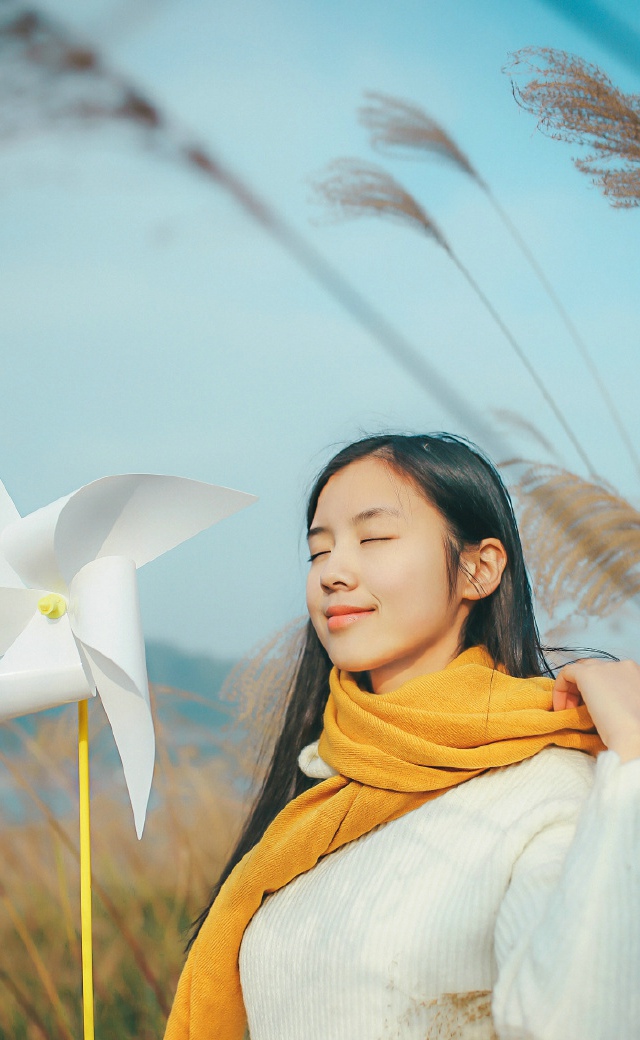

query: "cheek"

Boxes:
[305, 571, 316, 615]
[305, 570, 325, 633]
[306, 599, 331, 655]
[380, 548, 450, 618]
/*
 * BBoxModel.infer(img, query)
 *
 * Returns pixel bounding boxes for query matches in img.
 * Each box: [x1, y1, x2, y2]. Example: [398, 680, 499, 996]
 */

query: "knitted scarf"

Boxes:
[164, 646, 604, 1040]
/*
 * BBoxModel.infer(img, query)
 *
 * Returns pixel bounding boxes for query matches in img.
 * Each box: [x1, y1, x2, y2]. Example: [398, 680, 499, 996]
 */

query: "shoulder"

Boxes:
[509, 745, 596, 789]
[410, 748, 598, 839]
[500, 745, 596, 801]
[483, 747, 597, 836]
[427, 748, 596, 833]
[424, 747, 597, 822]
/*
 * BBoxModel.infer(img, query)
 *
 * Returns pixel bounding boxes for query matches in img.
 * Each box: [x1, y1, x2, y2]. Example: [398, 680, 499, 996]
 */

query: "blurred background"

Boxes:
[1, 0, 639, 1035]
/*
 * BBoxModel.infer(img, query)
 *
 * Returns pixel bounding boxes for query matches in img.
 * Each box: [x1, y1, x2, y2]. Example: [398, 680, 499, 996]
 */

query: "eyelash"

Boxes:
[307, 537, 390, 562]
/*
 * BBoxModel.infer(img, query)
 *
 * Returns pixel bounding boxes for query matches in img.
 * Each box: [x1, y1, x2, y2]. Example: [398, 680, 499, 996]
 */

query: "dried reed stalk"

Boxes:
[359, 90, 640, 481]
[0, 680, 248, 1036]
[311, 157, 595, 476]
[0, 968, 51, 1040]
[218, 618, 306, 794]
[0, 883, 75, 1040]
[0, 8, 501, 453]
[0, 747, 172, 1018]
[509, 460, 640, 618]
[506, 47, 640, 208]
[492, 409, 560, 460]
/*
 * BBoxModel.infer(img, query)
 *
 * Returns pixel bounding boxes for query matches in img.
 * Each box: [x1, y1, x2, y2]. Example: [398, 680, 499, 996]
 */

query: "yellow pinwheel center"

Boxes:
[37, 593, 67, 619]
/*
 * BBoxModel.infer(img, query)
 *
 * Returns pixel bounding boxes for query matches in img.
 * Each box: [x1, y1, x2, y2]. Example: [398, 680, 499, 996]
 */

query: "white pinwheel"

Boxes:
[0, 473, 256, 837]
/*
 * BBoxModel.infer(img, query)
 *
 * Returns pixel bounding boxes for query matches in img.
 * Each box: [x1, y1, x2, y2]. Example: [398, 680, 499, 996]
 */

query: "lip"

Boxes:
[325, 605, 374, 632]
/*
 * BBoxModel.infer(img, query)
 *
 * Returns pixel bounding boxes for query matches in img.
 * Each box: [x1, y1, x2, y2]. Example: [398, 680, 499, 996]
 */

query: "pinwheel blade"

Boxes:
[81, 643, 154, 840]
[0, 587, 42, 655]
[0, 471, 257, 838]
[0, 480, 20, 529]
[0, 612, 94, 721]
[69, 556, 148, 701]
[0, 491, 72, 594]
[54, 475, 256, 584]
[0, 481, 25, 588]
[70, 556, 152, 836]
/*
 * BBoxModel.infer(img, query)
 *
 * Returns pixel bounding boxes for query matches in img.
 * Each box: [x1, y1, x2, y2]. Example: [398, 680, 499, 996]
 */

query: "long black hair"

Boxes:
[188, 432, 551, 948]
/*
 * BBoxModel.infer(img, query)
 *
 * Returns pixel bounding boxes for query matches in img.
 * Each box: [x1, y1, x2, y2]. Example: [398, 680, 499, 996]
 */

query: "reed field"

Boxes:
[0, 686, 247, 1039]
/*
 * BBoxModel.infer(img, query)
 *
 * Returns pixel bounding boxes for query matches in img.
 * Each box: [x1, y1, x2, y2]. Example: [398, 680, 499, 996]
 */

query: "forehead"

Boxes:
[311, 457, 431, 523]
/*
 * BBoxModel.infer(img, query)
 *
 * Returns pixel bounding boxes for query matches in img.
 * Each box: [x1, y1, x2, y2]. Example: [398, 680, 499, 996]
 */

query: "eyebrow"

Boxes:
[307, 506, 402, 541]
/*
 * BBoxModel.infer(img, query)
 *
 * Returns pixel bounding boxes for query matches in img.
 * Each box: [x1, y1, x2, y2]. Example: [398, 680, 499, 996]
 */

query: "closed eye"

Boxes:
[308, 537, 394, 562]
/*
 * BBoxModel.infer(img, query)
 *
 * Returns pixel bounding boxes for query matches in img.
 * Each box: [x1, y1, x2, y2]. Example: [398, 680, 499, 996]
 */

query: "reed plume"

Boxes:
[359, 92, 477, 177]
[358, 90, 640, 481]
[311, 156, 595, 476]
[506, 47, 640, 208]
[509, 460, 640, 618]
[311, 159, 448, 245]
[0, 10, 162, 140]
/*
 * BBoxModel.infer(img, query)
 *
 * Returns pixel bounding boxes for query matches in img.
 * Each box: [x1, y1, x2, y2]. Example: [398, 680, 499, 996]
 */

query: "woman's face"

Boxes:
[306, 456, 476, 695]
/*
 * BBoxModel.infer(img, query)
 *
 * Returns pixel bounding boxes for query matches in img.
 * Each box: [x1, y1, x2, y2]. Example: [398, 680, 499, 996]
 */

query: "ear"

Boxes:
[459, 538, 507, 602]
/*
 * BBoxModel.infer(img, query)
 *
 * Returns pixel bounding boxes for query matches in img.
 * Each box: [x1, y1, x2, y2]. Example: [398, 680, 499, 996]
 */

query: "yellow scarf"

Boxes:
[164, 646, 603, 1040]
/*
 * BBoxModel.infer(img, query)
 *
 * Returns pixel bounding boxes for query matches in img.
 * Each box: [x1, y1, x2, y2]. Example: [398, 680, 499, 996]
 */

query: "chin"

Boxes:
[326, 647, 387, 674]
[334, 661, 375, 675]
[320, 628, 398, 674]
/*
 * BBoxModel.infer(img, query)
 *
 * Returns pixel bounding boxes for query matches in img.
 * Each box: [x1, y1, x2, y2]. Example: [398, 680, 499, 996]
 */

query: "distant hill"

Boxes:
[146, 639, 238, 731]
[146, 639, 236, 695]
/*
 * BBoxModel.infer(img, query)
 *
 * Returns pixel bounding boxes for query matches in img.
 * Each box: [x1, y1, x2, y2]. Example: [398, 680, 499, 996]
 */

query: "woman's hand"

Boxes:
[553, 658, 640, 763]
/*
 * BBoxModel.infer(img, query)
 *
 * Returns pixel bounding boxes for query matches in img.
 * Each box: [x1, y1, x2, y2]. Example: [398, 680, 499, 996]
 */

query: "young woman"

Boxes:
[165, 433, 640, 1040]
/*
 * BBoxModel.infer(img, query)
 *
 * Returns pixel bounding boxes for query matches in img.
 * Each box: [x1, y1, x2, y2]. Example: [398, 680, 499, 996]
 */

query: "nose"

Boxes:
[319, 546, 358, 592]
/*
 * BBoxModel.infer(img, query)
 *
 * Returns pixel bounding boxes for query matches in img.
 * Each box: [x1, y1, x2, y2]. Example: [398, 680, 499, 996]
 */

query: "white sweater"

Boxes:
[239, 747, 640, 1040]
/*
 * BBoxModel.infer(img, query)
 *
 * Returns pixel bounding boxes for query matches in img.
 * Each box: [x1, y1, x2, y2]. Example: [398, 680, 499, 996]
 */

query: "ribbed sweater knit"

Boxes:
[239, 747, 640, 1040]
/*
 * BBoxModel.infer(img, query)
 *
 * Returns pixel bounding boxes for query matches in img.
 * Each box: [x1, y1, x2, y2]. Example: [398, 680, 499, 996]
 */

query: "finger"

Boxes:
[553, 659, 593, 695]
[554, 665, 579, 692]
[552, 670, 583, 712]
[555, 659, 598, 687]
[552, 687, 565, 711]
[552, 689, 583, 711]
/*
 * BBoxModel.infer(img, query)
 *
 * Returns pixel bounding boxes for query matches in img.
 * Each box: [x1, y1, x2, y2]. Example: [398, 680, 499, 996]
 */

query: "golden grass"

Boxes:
[0, 686, 247, 1039]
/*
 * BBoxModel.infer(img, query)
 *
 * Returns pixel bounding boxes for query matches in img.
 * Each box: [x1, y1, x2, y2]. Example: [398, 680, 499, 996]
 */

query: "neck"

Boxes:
[367, 628, 467, 696]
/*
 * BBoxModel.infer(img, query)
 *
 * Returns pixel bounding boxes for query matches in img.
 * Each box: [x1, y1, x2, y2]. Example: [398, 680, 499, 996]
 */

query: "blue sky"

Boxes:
[1, 0, 639, 660]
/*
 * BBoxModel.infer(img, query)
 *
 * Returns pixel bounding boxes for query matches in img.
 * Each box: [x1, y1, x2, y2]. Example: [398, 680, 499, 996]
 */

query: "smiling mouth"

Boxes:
[326, 610, 374, 632]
